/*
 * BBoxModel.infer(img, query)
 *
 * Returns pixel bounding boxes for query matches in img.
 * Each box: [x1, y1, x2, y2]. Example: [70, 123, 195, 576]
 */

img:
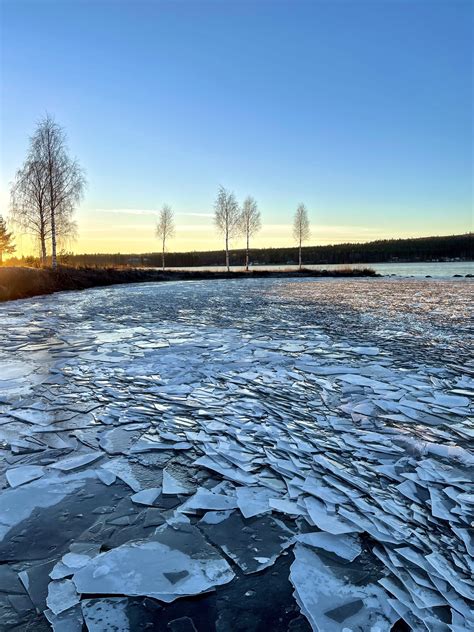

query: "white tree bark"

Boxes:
[12, 115, 85, 269]
[239, 196, 261, 272]
[293, 204, 310, 270]
[214, 186, 241, 272]
[156, 204, 175, 271]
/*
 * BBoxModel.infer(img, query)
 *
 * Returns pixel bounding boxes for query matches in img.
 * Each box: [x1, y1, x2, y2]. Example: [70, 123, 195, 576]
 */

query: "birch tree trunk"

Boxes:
[293, 204, 310, 271]
[51, 208, 57, 270]
[214, 186, 240, 272]
[10, 117, 84, 269]
[226, 231, 230, 272]
[239, 196, 260, 272]
[156, 205, 175, 272]
[246, 231, 249, 271]
[40, 219, 47, 264]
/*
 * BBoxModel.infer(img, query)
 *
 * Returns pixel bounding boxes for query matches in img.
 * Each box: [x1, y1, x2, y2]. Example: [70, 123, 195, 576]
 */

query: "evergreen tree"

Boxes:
[0, 216, 15, 264]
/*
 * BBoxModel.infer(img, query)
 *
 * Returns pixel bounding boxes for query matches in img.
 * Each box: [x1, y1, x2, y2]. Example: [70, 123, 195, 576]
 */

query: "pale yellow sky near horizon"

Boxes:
[8, 204, 470, 258]
[2, 178, 470, 257]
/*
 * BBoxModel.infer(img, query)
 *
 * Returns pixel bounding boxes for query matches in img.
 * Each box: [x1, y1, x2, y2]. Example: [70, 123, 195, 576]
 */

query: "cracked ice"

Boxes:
[0, 277, 472, 631]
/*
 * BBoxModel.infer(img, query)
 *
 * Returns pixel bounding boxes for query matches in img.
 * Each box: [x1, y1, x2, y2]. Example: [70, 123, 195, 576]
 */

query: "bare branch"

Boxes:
[10, 114, 86, 267]
[156, 204, 175, 270]
[293, 203, 310, 269]
[214, 186, 241, 271]
[239, 196, 261, 270]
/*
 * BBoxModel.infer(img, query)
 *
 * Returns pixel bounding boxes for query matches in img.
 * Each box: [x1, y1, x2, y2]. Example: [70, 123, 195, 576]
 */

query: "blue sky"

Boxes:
[1, 0, 472, 254]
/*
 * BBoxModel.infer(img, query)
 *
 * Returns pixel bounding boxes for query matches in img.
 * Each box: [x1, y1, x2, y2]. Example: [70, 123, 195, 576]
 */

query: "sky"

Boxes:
[0, 0, 472, 256]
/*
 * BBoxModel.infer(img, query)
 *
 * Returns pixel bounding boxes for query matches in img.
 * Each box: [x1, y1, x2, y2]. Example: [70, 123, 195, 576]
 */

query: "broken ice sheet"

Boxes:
[131, 487, 161, 506]
[1, 276, 473, 631]
[162, 467, 195, 495]
[0, 474, 86, 541]
[0, 361, 35, 381]
[100, 457, 160, 492]
[81, 598, 130, 632]
[99, 426, 144, 455]
[425, 551, 474, 600]
[96, 468, 116, 486]
[49, 451, 103, 471]
[199, 509, 234, 524]
[290, 544, 397, 631]
[235, 485, 275, 518]
[304, 496, 361, 535]
[294, 532, 362, 562]
[44, 603, 84, 632]
[178, 488, 238, 513]
[130, 434, 192, 452]
[18, 559, 57, 612]
[60, 552, 96, 573]
[5, 465, 44, 488]
[194, 455, 258, 485]
[269, 497, 307, 517]
[46, 578, 80, 615]
[73, 523, 234, 601]
[199, 511, 294, 574]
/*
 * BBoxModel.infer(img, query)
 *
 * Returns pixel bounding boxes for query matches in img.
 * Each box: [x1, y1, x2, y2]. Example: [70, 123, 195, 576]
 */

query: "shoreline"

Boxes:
[0, 265, 379, 303]
[0, 264, 471, 304]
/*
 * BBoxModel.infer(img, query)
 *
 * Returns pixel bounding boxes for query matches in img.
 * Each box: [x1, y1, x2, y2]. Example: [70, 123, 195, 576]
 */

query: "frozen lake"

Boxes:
[167, 261, 474, 278]
[0, 277, 473, 631]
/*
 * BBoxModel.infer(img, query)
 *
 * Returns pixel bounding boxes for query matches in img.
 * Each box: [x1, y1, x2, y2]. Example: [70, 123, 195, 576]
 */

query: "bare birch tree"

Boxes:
[214, 186, 241, 272]
[10, 115, 84, 267]
[10, 155, 49, 263]
[155, 204, 175, 270]
[40, 116, 85, 269]
[293, 203, 310, 270]
[239, 196, 261, 271]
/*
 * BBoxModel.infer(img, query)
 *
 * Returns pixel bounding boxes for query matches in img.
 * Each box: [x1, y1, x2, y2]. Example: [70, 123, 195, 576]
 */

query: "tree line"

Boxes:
[3, 116, 472, 270]
[8, 233, 469, 269]
[5, 115, 314, 270]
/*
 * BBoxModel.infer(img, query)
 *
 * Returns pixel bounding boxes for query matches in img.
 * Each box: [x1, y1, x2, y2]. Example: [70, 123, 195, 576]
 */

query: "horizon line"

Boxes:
[8, 231, 472, 260]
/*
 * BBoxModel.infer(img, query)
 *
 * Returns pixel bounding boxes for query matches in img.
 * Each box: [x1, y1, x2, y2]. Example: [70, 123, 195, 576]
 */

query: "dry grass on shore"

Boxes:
[0, 265, 377, 303]
[0, 267, 55, 301]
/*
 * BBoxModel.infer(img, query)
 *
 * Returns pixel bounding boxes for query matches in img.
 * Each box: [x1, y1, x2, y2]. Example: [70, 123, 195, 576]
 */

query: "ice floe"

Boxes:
[73, 524, 235, 601]
[0, 277, 472, 630]
[290, 543, 398, 631]
[5, 465, 44, 488]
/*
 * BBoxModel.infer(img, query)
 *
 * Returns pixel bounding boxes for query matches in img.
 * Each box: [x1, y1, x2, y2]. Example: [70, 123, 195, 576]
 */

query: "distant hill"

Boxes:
[63, 233, 473, 268]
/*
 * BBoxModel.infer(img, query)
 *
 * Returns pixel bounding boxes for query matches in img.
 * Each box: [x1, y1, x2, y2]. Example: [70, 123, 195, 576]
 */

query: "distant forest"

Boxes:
[12, 233, 474, 268]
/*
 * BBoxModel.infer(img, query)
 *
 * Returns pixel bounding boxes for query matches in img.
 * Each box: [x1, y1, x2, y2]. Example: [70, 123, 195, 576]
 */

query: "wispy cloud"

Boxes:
[94, 209, 214, 219]
[81, 223, 215, 233]
[261, 223, 384, 235]
[177, 212, 214, 218]
[95, 208, 159, 217]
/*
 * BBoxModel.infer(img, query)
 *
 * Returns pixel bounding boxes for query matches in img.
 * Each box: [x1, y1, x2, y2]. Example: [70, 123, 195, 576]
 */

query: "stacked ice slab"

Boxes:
[0, 277, 472, 630]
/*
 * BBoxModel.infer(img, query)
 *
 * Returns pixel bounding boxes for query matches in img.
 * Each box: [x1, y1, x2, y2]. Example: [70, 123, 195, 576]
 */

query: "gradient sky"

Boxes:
[1, 0, 472, 255]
